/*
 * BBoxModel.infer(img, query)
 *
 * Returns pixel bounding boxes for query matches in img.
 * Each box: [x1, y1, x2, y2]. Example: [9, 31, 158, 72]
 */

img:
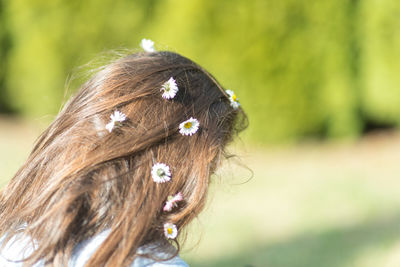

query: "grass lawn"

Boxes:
[1, 116, 400, 267]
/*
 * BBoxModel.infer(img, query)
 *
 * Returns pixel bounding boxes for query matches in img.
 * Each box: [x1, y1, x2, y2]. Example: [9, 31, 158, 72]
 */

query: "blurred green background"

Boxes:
[1, 0, 400, 266]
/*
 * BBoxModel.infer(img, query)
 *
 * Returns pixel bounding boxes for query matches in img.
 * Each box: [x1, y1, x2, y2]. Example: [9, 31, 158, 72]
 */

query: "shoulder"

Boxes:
[131, 255, 189, 267]
[1, 231, 189, 267]
[0, 233, 41, 267]
[70, 230, 189, 267]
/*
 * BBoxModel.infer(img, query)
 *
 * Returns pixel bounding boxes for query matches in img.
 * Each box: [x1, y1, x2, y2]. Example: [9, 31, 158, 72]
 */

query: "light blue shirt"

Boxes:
[0, 230, 188, 267]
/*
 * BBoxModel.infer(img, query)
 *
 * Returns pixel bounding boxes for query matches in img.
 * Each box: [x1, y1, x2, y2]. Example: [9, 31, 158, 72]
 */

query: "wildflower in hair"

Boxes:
[161, 77, 179, 99]
[105, 110, 127, 133]
[163, 192, 183, 212]
[179, 117, 199, 136]
[225, 89, 240, 109]
[151, 163, 172, 183]
[0, 51, 247, 266]
[164, 223, 178, 239]
[140, 38, 155, 52]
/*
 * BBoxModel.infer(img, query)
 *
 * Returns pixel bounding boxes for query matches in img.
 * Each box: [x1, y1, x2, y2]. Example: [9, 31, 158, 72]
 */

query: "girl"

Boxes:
[0, 47, 247, 266]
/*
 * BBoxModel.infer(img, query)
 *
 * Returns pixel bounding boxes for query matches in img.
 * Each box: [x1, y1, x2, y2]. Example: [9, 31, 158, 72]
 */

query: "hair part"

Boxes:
[0, 51, 247, 266]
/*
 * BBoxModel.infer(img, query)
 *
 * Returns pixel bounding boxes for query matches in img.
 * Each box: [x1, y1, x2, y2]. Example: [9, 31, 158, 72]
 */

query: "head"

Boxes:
[0, 51, 247, 266]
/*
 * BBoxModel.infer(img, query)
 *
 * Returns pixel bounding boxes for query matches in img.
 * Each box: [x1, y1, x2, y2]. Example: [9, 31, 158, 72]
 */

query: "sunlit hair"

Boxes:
[0, 51, 247, 266]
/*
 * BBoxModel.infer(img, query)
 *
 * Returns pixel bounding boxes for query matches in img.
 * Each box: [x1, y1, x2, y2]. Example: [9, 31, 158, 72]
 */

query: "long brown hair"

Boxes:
[0, 51, 247, 266]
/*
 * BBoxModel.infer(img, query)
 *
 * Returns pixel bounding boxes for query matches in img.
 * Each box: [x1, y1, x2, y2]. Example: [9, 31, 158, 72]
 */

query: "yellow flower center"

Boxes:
[167, 228, 173, 235]
[184, 122, 192, 129]
[232, 94, 237, 102]
[157, 169, 165, 177]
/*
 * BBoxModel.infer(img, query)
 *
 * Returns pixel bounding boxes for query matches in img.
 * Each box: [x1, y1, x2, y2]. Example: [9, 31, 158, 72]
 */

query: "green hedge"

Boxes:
[359, 0, 400, 124]
[0, 0, 399, 143]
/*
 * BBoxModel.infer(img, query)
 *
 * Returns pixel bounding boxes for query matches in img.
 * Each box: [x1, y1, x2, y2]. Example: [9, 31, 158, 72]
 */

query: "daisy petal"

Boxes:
[111, 111, 126, 122]
[172, 192, 183, 202]
[161, 77, 179, 99]
[151, 163, 172, 183]
[163, 223, 178, 239]
[163, 202, 174, 212]
[163, 192, 183, 212]
[225, 89, 240, 109]
[140, 38, 156, 52]
[179, 117, 199, 136]
[105, 121, 115, 133]
[105, 110, 126, 133]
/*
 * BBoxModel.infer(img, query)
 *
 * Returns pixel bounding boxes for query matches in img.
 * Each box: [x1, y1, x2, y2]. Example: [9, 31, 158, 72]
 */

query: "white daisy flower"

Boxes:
[179, 117, 199, 136]
[151, 163, 171, 183]
[105, 110, 127, 133]
[140, 38, 155, 52]
[161, 77, 179, 99]
[225, 89, 240, 109]
[164, 222, 178, 239]
[163, 192, 183, 212]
